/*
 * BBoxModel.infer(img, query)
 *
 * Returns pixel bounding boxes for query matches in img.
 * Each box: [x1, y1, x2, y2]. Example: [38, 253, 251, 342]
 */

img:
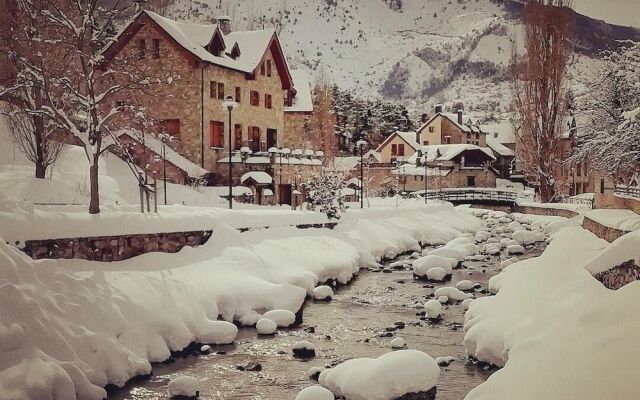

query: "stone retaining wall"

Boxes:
[594, 260, 640, 290]
[512, 205, 579, 219]
[24, 230, 212, 262]
[582, 216, 629, 243]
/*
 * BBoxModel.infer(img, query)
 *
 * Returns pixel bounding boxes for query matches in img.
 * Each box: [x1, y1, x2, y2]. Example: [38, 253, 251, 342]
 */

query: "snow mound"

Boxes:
[200, 321, 237, 345]
[413, 255, 458, 277]
[313, 285, 334, 301]
[390, 337, 407, 349]
[168, 376, 198, 398]
[434, 287, 472, 301]
[262, 310, 296, 327]
[426, 267, 449, 281]
[320, 350, 440, 400]
[507, 244, 525, 255]
[462, 298, 474, 310]
[429, 247, 465, 262]
[256, 318, 278, 335]
[456, 280, 475, 291]
[425, 300, 443, 319]
[238, 311, 262, 326]
[295, 385, 335, 400]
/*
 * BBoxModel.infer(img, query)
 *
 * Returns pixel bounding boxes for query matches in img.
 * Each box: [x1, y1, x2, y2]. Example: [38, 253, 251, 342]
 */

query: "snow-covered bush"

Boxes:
[302, 173, 346, 219]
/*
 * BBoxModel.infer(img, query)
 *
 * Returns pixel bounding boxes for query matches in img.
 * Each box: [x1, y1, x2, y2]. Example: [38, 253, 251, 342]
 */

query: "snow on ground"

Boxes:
[463, 226, 640, 400]
[585, 208, 640, 232]
[0, 202, 482, 399]
[319, 349, 440, 400]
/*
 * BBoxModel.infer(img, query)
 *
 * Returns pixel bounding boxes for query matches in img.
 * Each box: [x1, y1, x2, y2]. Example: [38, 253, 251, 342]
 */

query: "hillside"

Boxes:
[155, 0, 639, 116]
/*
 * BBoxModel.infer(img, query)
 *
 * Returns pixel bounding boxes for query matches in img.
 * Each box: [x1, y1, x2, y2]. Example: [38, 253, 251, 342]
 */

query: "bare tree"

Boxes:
[2, 103, 63, 176]
[312, 68, 337, 166]
[511, 0, 573, 202]
[7, 0, 157, 214]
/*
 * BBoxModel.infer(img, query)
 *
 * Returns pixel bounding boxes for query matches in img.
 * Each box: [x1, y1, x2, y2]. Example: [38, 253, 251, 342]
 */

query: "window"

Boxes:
[467, 176, 476, 187]
[423, 140, 429, 145]
[210, 121, 224, 148]
[235, 87, 241, 103]
[250, 90, 260, 106]
[391, 144, 397, 156]
[248, 126, 261, 152]
[476, 133, 480, 139]
[577, 163, 582, 176]
[160, 119, 180, 139]
[152, 39, 160, 59]
[600, 178, 605, 194]
[260, 62, 266, 75]
[267, 60, 272, 77]
[217, 82, 225, 100]
[210, 81, 217, 98]
[138, 39, 146, 59]
[397, 143, 405, 156]
[267, 129, 277, 148]
[428, 126, 434, 133]
[234, 124, 242, 150]
[265, 94, 272, 109]
[445, 136, 451, 144]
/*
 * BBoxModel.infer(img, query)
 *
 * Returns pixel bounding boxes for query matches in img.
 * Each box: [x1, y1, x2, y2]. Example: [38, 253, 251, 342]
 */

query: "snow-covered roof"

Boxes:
[241, 171, 272, 185]
[263, 188, 274, 196]
[331, 156, 360, 172]
[408, 144, 496, 163]
[141, 11, 275, 74]
[285, 70, 314, 113]
[480, 122, 516, 144]
[346, 177, 361, 188]
[393, 165, 453, 177]
[417, 113, 484, 136]
[115, 130, 207, 178]
[365, 150, 382, 163]
[486, 137, 515, 157]
[375, 131, 420, 152]
[340, 188, 356, 196]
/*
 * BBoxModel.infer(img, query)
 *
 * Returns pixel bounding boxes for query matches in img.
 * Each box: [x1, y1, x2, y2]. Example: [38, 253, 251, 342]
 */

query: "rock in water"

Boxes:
[292, 340, 316, 358]
[256, 318, 277, 335]
[424, 300, 442, 319]
[168, 376, 199, 399]
[294, 385, 335, 400]
[313, 285, 334, 301]
[390, 337, 407, 349]
[262, 309, 296, 327]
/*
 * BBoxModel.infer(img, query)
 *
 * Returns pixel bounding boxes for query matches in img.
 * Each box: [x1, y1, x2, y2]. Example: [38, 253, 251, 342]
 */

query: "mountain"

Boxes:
[152, 0, 640, 117]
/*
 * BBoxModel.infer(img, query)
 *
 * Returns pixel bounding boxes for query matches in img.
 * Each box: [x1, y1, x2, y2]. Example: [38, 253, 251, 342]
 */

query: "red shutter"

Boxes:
[210, 81, 217, 98]
[235, 87, 241, 102]
[391, 144, 397, 156]
[267, 60, 272, 77]
[234, 124, 242, 150]
[210, 121, 224, 148]
[217, 82, 225, 100]
[398, 144, 405, 156]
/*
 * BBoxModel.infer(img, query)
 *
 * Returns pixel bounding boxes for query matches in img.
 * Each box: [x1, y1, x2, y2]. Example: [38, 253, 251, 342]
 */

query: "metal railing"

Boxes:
[615, 185, 640, 199]
[421, 188, 517, 203]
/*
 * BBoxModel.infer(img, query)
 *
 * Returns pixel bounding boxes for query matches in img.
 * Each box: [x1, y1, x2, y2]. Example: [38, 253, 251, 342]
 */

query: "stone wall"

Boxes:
[594, 260, 640, 290]
[24, 230, 212, 262]
[582, 216, 628, 243]
[512, 205, 579, 219]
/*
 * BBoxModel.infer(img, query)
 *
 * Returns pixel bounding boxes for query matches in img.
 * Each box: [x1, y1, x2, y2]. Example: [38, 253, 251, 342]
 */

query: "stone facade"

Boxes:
[24, 230, 212, 262]
[592, 173, 640, 214]
[401, 166, 497, 192]
[283, 112, 313, 149]
[594, 260, 640, 290]
[417, 113, 487, 147]
[582, 216, 629, 243]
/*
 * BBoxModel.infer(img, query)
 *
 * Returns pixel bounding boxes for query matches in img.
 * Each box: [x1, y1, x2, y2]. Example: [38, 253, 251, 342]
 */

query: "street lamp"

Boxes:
[356, 139, 367, 209]
[421, 155, 428, 204]
[437, 162, 443, 200]
[223, 96, 238, 209]
[571, 166, 576, 197]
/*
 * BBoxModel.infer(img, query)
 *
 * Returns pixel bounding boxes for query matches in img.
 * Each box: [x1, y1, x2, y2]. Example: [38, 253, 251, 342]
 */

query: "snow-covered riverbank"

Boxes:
[464, 224, 640, 400]
[0, 203, 481, 399]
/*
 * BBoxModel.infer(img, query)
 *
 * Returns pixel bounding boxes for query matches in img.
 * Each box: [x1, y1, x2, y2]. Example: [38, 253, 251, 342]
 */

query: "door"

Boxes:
[278, 184, 292, 205]
[267, 129, 277, 149]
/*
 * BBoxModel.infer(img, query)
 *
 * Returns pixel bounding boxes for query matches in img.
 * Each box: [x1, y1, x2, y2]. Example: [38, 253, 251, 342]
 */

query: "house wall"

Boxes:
[593, 173, 640, 213]
[378, 135, 418, 164]
[418, 115, 487, 147]
[112, 21, 286, 182]
[401, 166, 497, 192]
[283, 111, 313, 149]
[113, 134, 188, 184]
[418, 116, 443, 145]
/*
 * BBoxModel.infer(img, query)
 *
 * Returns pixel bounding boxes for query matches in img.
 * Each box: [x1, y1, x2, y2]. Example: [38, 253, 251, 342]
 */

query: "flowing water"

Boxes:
[110, 218, 547, 400]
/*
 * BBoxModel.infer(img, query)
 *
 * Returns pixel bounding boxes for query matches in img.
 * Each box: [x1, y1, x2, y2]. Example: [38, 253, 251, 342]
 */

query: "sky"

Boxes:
[571, 0, 640, 28]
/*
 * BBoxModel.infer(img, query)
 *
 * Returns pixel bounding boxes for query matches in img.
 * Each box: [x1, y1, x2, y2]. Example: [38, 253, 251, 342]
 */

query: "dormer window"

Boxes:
[228, 43, 241, 59]
[206, 28, 226, 56]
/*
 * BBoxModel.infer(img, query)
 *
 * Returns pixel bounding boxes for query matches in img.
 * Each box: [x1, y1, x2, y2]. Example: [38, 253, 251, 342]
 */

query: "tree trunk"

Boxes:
[539, 181, 555, 203]
[35, 161, 46, 179]
[89, 160, 100, 214]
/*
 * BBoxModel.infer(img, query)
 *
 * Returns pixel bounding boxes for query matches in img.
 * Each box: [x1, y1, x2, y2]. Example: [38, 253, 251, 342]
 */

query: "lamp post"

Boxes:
[571, 166, 576, 197]
[421, 155, 428, 204]
[278, 147, 283, 205]
[223, 96, 238, 209]
[161, 138, 167, 205]
[356, 139, 367, 209]
[437, 162, 443, 200]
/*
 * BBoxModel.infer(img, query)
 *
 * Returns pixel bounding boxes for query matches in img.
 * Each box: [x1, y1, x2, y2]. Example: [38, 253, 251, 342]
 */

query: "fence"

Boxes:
[422, 188, 517, 204]
[615, 185, 640, 199]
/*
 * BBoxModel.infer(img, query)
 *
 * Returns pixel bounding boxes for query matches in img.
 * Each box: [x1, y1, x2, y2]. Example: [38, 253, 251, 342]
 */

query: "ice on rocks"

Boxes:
[168, 376, 198, 398]
[292, 341, 316, 358]
[456, 280, 475, 291]
[256, 318, 278, 335]
[507, 245, 525, 255]
[426, 267, 449, 282]
[438, 295, 449, 304]
[434, 287, 473, 301]
[320, 350, 440, 400]
[390, 337, 407, 349]
[413, 255, 458, 277]
[295, 385, 335, 400]
[199, 321, 238, 345]
[424, 300, 443, 319]
[262, 310, 296, 327]
[313, 286, 334, 301]
[429, 247, 465, 262]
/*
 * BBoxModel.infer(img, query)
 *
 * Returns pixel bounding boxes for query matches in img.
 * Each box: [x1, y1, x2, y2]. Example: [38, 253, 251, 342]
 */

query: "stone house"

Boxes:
[416, 105, 487, 147]
[396, 144, 498, 192]
[101, 11, 317, 204]
[481, 122, 516, 179]
[375, 131, 421, 164]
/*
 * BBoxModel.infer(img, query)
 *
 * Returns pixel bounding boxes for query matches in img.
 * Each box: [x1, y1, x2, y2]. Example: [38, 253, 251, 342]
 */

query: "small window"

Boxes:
[235, 87, 241, 103]
[267, 60, 272, 77]
[234, 124, 242, 150]
[210, 81, 217, 98]
[397, 143, 405, 156]
[210, 121, 224, 148]
[600, 178, 605, 194]
[391, 144, 397, 156]
[152, 39, 160, 59]
[428, 126, 434, 133]
[265, 94, 272, 109]
[250, 90, 260, 106]
[467, 176, 476, 187]
[248, 126, 261, 152]
[260, 62, 266, 75]
[423, 140, 429, 145]
[217, 82, 225, 100]
[138, 39, 146, 59]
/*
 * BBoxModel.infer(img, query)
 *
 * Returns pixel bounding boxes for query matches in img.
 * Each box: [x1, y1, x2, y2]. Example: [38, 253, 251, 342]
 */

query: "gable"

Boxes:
[376, 132, 418, 153]
[206, 28, 226, 56]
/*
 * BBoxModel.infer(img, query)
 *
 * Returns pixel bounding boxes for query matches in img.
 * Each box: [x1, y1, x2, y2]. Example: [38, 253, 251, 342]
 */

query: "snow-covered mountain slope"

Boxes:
[157, 0, 639, 114]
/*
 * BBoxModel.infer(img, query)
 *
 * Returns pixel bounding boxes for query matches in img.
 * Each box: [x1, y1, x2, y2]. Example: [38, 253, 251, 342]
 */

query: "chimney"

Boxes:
[457, 110, 463, 125]
[217, 16, 232, 35]
[421, 113, 429, 123]
[435, 104, 443, 114]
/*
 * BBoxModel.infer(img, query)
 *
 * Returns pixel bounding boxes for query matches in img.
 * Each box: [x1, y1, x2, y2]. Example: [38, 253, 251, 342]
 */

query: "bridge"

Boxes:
[413, 188, 518, 206]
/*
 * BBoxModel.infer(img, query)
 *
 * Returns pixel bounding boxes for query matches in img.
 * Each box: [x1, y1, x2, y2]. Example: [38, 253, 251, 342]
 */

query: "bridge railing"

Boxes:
[420, 188, 517, 203]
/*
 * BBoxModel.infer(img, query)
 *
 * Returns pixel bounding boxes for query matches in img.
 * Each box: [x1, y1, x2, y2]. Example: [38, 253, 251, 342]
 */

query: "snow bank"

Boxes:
[319, 350, 440, 400]
[0, 203, 483, 398]
[295, 385, 335, 400]
[463, 227, 640, 400]
[585, 208, 640, 232]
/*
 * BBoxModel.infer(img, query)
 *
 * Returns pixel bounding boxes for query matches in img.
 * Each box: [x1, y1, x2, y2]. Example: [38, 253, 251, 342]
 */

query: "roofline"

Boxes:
[416, 112, 486, 135]
[375, 131, 419, 152]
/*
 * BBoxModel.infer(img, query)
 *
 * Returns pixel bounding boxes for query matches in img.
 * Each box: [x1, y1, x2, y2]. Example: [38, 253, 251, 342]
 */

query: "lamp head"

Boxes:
[223, 96, 237, 111]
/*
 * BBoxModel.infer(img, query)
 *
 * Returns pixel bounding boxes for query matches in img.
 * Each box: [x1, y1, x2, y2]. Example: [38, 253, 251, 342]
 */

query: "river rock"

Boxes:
[295, 385, 334, 400]
[313, 285, 334, 301]
[256, 318, 277, 335]
[390, 337, 407, 349]
[168, 376, 199, 399]
[292, 341, 316, 358]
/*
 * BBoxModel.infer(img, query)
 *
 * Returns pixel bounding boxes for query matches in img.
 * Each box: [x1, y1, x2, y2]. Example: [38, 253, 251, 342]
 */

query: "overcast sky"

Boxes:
[571, 0, 640, 28]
